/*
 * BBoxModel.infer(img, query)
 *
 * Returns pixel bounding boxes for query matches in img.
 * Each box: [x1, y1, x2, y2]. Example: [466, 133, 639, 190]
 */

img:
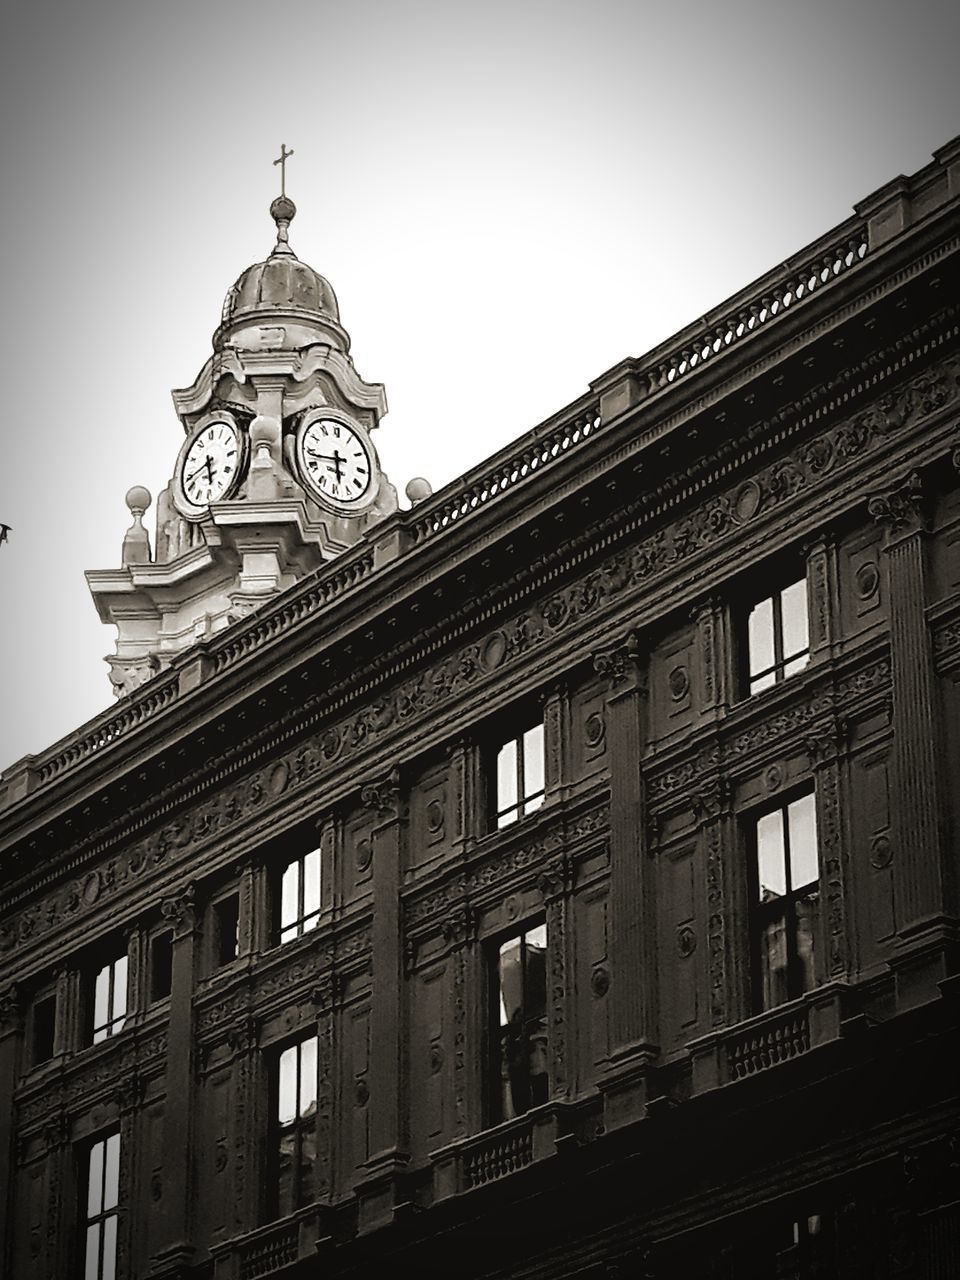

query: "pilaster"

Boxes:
[692, 777, 738, 1028]
[441, 905, 479, 1139]
[538, 854, 574, 1100]
[692, 596, 730, 719]
[149, 884, 199, 1278]
[592, 634, 658, 1127]
[804, 531, 839, 662]
[228, 1018, 260, 1233]
[0, 984, 22, 1258]
[354, 769, 409, 1230]
[868, 472, 956, 1006]
[805, 722, 851, 982]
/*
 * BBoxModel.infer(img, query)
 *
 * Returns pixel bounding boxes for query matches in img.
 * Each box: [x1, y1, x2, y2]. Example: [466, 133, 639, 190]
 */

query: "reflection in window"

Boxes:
[84, 1132, 120, 1280]
[494, 724, 545, 829]
[91, 955, 127, 1045]
[274, 1037, 318, 1218]
[753, 794, 820, 1010]
[278, 849, 321, 945]
[746, 577, 809, 695]
[492, 923, 549, 1121]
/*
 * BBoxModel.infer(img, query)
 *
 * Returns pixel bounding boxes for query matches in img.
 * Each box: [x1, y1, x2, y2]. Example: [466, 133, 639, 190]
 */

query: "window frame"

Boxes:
[488, 718, 546, 831]
[148, 929, 174, 1005]
[87, 948, 129, 1047]
[267, 1034, 320, 1221]
[486, 918, 550, 1126]
[81, 1130, 121, 1280]
[211, 892, 241, 968]
[29, 990, 57, 1068]
[748, 790, 821, 1012]
[274, 846, 322, 947]
[739, 570, 810, 698]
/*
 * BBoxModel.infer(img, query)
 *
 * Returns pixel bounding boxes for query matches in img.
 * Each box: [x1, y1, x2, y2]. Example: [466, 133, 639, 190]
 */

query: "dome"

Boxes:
[215, 195, 344, 349]
[221, 254, 340, 326]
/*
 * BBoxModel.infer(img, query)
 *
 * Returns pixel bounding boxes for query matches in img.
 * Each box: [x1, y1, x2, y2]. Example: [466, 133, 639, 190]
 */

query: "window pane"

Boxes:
[279, 924, 297, 945]
[524, 931, 548, 1024]
[748, 597, 775, 679]
[277, 1127, 296, 1217]
[93, 966, 110, 1034]
[280, 861, 299, 932]
[111, 956, 127, 1027]
[759, 913, 790, 1010]
[299, 1038, 318, 1115]
[498, 938, 523, 1026]
[278, 1045, 297, 1125]
[103, 1134, 120, 1211]
[303, 849, 321, 921]
[87, 1140, 104, 1218]
[780, 578, 809, 661]
[523, 724, 545, 800]
[101, 1215, 118, 1280]
[756, 809, 786, 900]
[788, 794, 819, 889]
[497, 740, 517, 815]
[750, 669, 776, 695]
[796, 891, 819, 993]
[783, 653, 809, 680]
[84, 1223, 101, 1280]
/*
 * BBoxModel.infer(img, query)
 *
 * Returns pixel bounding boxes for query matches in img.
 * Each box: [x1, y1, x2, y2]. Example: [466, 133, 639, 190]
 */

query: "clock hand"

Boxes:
[185, 461, 211, 484]
[204, 455, 215, 485]
[306, 449, 347, 481]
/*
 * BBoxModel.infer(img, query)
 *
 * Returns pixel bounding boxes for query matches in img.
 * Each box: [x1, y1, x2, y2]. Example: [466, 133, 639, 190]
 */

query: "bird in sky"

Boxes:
[0, 524, 11, 546]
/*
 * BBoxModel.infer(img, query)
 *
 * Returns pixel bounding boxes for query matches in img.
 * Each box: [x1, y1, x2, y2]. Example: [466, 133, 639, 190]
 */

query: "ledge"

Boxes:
[430, 1103, 568, 1201]
[686, 983, 848, 1094]
[210, 1203, 331, 1280]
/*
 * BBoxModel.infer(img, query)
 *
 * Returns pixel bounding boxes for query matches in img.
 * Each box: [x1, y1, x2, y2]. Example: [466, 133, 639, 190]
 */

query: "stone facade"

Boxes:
[2, 139, 960, 1278]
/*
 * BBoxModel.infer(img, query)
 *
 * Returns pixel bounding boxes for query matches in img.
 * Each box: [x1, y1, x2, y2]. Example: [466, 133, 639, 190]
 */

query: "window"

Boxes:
[83, 1132, 120, 1280]
[277, 849, 321, 945]
[271, 1037, 318, 1218]
[492, 722, 545, 829]
[744, 576, 809, 695]
[490, 922, 549, 1122]
[149, 932, 173, 1003]
[213, 894, 240, 966]
[31, 993, 56, 1066]
[751, 793, 820, 1010]
[89, 953, 128, 1045]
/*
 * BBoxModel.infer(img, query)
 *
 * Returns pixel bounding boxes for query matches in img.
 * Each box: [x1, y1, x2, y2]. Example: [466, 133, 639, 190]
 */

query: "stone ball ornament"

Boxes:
[405, 477, 433, 505]
[125, 486, 152, 515]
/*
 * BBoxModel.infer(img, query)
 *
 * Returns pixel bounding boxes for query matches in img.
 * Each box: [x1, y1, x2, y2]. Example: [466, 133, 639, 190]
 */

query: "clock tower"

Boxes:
[86, 173, 398, 698]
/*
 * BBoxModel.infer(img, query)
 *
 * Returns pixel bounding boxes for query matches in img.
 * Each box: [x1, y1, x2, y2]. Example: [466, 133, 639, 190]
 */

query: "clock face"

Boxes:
[297, 417, 374, 506]
[179, 420, 242, 511]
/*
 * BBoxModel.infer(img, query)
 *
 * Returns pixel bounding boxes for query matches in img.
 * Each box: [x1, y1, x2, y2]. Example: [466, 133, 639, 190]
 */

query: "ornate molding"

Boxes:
[2, 348, 949, 953]
[867, 471, 927, 540]
[0, 981, 21, 1032]
[592, 631, 643, 684]
[160, 882, 197, 937]
[360, 767, 402, 817]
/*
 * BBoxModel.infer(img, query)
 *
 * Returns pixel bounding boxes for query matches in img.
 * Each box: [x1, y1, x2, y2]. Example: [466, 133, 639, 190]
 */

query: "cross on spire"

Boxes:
[273, 144, 294, 197]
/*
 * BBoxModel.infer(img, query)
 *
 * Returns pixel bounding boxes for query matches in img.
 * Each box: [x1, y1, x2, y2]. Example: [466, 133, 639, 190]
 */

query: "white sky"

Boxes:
[1, 0, 958, 771]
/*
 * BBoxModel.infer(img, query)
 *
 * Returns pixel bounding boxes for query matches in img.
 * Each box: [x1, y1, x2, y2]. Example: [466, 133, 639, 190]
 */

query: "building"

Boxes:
[2, 138, 959, 1280]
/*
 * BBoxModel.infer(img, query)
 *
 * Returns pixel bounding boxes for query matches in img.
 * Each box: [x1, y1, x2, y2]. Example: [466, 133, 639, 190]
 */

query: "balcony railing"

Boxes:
[431, 1106, 564, 1201]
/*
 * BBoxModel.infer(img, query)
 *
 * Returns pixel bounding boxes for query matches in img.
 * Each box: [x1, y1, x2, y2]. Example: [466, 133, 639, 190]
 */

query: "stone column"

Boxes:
[804, 532, 839, 663]
[868, 473, 951, 1004]
[592, 634, 658, 1127]
[228, 1017, 259, 1233]
[441, 905, 479, 1141]
[310, 971, 338, 1206]
[149, 884, 199, 1278]
[804, 723, 850, 981]
[237, 862, 257, 958]
[0, 984, 22, 1251]
[692, 597, 730, 720]
[117, 1067, 144, 1280]
[692, 777, 738, 1029]
[542, 684, 569, 802]
[355, 769, 408, 1231]
[538, 854, 573, 1100]
[42, 1109, 73, 1279]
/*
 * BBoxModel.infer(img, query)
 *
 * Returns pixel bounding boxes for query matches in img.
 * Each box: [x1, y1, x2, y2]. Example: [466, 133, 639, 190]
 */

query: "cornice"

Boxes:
[0, 331, 957, 939]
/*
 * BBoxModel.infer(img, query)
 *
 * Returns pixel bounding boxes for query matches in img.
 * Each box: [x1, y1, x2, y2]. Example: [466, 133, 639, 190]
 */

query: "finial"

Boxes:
[270, 144, 297, 257]
[123, 487, 152, 566]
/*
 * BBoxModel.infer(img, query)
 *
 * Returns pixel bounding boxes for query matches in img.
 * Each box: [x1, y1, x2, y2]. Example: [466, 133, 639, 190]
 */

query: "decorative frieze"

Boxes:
[4, 346, 952, 958]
